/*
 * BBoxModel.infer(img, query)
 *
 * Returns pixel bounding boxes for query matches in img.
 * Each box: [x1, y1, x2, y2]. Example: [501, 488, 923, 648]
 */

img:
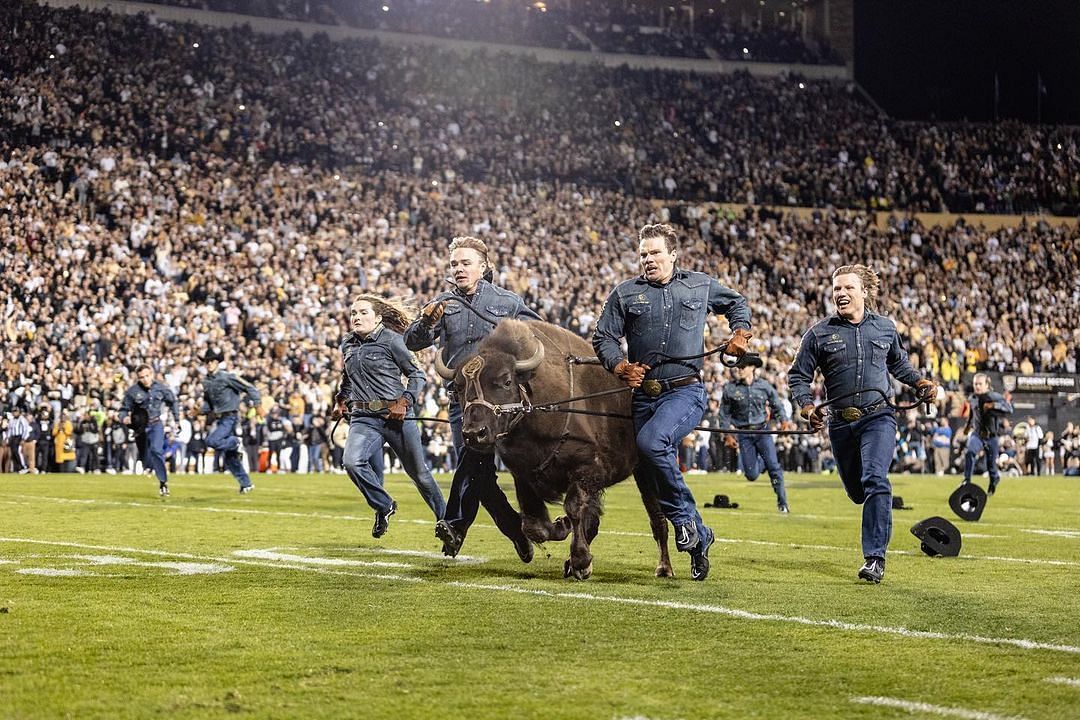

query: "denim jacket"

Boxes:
[403, 280, 541, 372]
[788, 312, 922, 411]
[592, 269, 751, 381]
[119, 381, 179, 425]
[202, 370, 260, 414]
[338, 325, 425, 408]
[720, 378, 787, 428]
[965, 392, 1014, 438]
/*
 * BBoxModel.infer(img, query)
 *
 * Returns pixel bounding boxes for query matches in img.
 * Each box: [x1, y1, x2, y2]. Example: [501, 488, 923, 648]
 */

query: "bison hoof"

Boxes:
[655, 564, 675, 578]
[563, 558, 592, 581]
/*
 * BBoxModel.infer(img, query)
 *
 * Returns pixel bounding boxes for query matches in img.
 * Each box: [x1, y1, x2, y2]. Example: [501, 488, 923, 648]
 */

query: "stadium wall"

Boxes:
[39, 0, 851, 80]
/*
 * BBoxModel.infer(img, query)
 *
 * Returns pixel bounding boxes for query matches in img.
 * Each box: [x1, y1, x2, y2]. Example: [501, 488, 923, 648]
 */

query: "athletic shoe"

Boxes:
[674, 522, 699, 553]
[159, 483, 169, 497]
[372, 500, 397, 538]
[434, 519, 462, 557]
[988, 481, 998, 496]
[778, 503, 790, 514]
[239, 485, 254, 495]
[689, 525, 715, 581]
[858, 557, 885, 583]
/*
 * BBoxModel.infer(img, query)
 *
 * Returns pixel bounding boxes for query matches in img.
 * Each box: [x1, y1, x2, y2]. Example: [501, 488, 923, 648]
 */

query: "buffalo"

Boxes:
[437, 318, 673, 579]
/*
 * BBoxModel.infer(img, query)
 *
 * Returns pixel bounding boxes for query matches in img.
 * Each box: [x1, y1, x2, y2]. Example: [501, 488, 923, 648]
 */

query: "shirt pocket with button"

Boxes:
[679, 297, 704, 331]
[485, 304, 511, 323]
[627, 301, 652, 336]
[822, 340, 848, 373]
[870, 339, 889, 366]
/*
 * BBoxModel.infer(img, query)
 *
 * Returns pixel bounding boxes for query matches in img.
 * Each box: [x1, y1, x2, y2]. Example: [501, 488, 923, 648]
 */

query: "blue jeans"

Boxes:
[342, 415, 445, 519]
[737, 431, 787, 506]
[138, 422, 168, 484]
[963, 434, 1001, 486]
[206, 414, 252, 488]
[441, 401, 526, 542]
[828, 409, 896, 560]
[632, 383, 708, 534]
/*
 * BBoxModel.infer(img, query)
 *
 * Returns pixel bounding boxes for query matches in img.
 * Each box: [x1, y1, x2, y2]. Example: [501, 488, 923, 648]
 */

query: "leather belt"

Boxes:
[835, 399, 888, 422]
[351, 399, 392, 412]
[640, 374, 701, 398]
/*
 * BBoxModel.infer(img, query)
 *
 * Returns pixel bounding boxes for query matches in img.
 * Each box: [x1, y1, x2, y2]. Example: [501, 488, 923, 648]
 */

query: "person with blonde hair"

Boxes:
[332, 294, 445, 538]
[789, 264, 936, 584]
[404, 236, 539, 560]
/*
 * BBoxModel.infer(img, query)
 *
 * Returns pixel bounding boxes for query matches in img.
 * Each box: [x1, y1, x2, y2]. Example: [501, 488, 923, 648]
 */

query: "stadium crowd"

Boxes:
[1, 1, 1078, 477]
[123, 0, 840, 62]
[4, 2, 1078, 213]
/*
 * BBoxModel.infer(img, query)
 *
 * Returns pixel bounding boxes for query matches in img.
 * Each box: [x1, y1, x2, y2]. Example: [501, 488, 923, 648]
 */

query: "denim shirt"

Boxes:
[403, 279, 541, 372]
[720, 378, 788, 428]
[966, 392, 1014, 438]
[788, 312, 922, 411]
[201, 370, 260, 414]
[338, 325, 425, 407]
[119, 381, 179, 425]
[592, 269, 751, 381]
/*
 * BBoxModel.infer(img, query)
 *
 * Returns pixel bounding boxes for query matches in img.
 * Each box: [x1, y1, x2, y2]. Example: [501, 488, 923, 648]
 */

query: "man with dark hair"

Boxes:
[593, 223, 753, 581]
[332, 295, 445, 538]
[789, 264, 936, 584]
[201, 348, 261, 493]
[119, 364, 180, 496]
[721, 356, 791, 513]
[404, 235, 539, 560]
[962, 373, 1014, 495]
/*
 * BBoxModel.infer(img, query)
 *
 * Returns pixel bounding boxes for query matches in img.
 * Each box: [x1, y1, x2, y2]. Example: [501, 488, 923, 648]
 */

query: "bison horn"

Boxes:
[434, 349, 456, 380]
[514, 335, 545, 373]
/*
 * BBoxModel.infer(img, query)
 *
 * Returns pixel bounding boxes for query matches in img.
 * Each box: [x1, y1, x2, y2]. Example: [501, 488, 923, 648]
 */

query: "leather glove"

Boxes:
[724, 328, 753, 358]
[420, 301, 447, 329]
[982, 401, 995, 410]
[613, 359, 650, 389]
[724, 434, 738, 450]
[329, 400, 347, 422]
[914, 378, 937, 403]
[800, 403, 825, 432]
[387, 397, 409, 422]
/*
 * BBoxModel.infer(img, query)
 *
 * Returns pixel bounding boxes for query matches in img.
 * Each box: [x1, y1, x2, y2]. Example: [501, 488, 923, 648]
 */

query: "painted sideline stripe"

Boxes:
[0, 537, 420, 584]
[442, 581, 1080, 656]
[850, 696, 1028, 720]
[1044, 676, 1080, 687]
[316, 545, 487, 563]
[233, 549, 412, 569]
[3, 497, 1074, 568]
[1023, 529, 1080, 539]
[3, 536, 1078, 657]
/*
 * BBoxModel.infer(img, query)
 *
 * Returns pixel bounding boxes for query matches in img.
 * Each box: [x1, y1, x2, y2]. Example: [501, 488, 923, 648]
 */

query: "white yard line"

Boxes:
[850, 695, 1028, 720]
[2, 496, 1075, 568]
[3, 536, 1078, 656]
[1023, 529, 1080, 539]
[1044, 676, 1080, 688]
[0, 537, 420, 583]
[233, 549, 412, 569]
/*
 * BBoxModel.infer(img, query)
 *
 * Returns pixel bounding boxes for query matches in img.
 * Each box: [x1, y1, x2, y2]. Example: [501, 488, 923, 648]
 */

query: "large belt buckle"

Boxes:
[840, 406, 863, 422]
[641, 379, 662, 398]
[368, 399, 384, 412]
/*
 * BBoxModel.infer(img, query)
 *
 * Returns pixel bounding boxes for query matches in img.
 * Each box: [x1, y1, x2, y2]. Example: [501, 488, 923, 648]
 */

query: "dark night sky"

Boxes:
[854, 0, 1080, 124]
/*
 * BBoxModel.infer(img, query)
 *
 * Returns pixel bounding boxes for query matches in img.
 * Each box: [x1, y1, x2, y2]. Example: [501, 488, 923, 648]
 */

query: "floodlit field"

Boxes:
[1, 470, 1078, 719]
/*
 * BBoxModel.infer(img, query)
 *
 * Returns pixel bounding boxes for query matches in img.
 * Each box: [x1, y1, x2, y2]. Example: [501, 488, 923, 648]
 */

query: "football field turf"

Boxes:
[2, 470, 1077, 719]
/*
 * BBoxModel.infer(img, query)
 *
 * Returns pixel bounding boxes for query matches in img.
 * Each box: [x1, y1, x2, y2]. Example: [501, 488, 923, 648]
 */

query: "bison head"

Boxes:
[436, 329, 545, 452]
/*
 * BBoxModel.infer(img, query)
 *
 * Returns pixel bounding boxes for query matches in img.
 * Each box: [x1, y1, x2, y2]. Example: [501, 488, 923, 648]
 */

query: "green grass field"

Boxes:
[2, 469, 1078, 719]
